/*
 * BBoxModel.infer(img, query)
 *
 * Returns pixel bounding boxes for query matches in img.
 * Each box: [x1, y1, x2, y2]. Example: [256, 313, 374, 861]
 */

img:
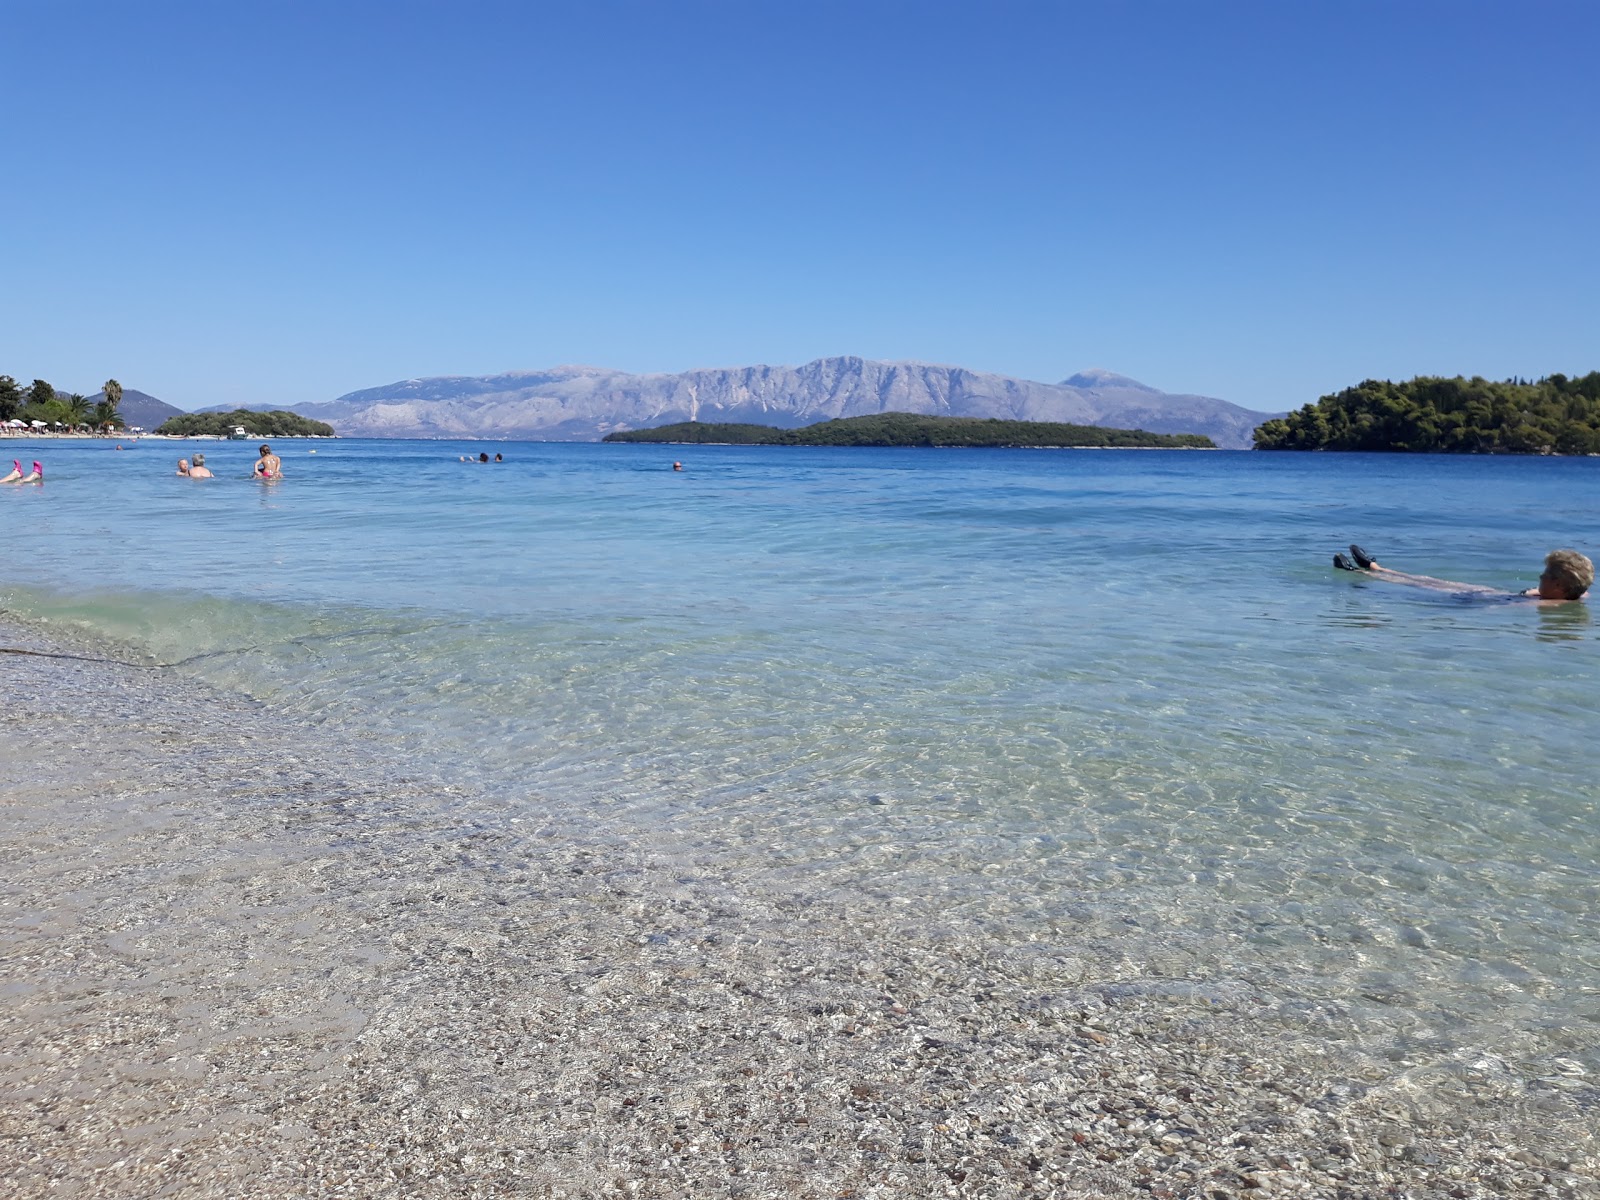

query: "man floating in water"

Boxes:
[1334, 544, 1592, 601]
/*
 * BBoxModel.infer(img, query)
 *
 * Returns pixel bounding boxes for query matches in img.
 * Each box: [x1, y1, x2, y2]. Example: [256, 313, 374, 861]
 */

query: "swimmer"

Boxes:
[1, 460, 21, 482]
[188, 453, 213, 479]
[494, 453, 503, 462]
[1334, 543, 1593, 602]
[176, 458, 191, 476]
[672, 461, 683, 471]
[3, 460, 42, 484]
[254, 444, 283, 479]
[478, 452, 489, 463]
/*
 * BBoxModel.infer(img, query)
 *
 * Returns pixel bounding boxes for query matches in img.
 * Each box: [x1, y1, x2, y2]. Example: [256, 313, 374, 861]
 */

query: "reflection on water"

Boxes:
[1535, 602, 1591, 643]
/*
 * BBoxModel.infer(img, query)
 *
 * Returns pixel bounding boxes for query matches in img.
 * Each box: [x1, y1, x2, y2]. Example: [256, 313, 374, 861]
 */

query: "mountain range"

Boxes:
[229, 359, 1277, 448]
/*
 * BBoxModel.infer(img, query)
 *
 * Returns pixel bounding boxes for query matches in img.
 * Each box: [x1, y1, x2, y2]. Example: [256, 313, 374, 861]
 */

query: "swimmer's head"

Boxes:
[1539, 549, 1594, 600]
[259, 444, 271, 456]
[672, 461, 683, 471]
[192, 453, 205, 466]
[479, 452, 489, 462]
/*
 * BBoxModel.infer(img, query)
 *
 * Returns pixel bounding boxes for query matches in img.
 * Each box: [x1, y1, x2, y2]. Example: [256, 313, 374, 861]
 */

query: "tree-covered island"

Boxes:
[603, 413, 1214, 449]
[154, 409, 336, 438]
[1254, 373, 1600, 453]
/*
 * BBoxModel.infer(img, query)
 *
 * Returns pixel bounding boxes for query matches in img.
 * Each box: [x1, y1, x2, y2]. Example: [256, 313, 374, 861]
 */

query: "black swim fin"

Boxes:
[1349, 544, 1377, 569]
[1333, 553, 1358, 571]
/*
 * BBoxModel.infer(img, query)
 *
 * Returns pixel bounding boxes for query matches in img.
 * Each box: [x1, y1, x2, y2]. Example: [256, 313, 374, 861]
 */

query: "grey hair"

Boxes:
[1543, 549, 1594, 599]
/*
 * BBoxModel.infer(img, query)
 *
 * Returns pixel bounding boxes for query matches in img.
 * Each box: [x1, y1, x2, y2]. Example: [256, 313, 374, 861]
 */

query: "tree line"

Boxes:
[604, 413, 1215, 449]
[0, 375, 123, 429]
[154, 409, 335, 438]
[1253, 373, 1600, 453]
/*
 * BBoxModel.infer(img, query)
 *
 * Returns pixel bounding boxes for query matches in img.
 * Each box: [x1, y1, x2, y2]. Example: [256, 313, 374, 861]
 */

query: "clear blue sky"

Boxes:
[4, 0, 1596, 413]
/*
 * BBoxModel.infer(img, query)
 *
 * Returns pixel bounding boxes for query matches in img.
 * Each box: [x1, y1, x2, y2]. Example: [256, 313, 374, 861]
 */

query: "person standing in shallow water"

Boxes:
[188, 453, 213, 479]
[254, 444, 282, 479]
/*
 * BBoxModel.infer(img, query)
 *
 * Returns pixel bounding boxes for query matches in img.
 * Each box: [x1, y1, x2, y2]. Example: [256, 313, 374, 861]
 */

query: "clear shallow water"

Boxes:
[4, 437, 1598, 1082]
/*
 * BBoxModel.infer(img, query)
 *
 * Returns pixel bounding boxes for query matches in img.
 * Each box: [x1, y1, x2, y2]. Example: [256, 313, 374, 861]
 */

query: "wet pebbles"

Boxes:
[2, 619, 1596, 1198]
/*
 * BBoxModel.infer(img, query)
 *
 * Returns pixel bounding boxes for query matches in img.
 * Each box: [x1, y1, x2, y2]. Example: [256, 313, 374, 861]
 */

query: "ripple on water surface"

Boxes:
[3, 439, 1597, 1088]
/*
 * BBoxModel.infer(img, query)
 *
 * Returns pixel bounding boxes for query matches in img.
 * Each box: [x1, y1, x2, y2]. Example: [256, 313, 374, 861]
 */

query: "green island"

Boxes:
[603, 413, 1214, 449]
[154, 409, 336, 438]
[1254, 373, 1600, 453]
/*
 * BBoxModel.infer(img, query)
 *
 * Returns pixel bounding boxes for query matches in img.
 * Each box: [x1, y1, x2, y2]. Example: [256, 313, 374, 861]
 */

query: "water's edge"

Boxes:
[2, 611, 1595, 1196]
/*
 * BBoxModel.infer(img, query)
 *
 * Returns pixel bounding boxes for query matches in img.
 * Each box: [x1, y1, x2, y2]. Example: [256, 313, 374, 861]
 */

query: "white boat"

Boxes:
[227, 425, 249, 440]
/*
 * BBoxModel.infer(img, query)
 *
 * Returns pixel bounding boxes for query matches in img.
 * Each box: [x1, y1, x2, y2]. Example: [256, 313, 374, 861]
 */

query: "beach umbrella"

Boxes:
[30, 420, 46, 428]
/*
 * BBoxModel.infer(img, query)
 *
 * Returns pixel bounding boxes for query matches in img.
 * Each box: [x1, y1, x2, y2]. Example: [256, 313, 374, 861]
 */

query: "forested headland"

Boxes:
[154, 409, 336, 437]
[1253, 373, 1600, 453]
[603, 413, 1214, 449]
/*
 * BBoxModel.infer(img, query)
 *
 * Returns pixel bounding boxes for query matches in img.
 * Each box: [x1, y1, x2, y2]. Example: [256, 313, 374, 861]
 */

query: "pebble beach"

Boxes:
[4, 613, 1596, 1199]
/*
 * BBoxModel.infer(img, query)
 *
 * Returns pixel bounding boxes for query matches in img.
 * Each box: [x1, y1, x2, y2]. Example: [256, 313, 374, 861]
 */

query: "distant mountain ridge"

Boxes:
[87, 388, 184, 430]
[269, 358, 1277, 448]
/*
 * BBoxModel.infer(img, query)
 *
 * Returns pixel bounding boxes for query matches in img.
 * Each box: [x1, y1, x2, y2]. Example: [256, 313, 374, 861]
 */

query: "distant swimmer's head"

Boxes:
[672, 461, 683, 471]
[494, 453, 503, 462]
[1539, 549, 1594, 600]
[177, 458, 190, 474]
[479, 452, 489, 462]
[259, 444, 271, 456]
[192, 453, 205, 467]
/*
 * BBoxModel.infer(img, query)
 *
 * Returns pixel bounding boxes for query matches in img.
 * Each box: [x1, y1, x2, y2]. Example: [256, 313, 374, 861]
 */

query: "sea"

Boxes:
[3, 436, 1597, 1096]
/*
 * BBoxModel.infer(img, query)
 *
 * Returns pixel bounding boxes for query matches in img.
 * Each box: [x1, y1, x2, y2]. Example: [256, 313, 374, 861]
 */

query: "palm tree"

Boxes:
[65, 393, 91, 429]
[96, 378, 125, 432]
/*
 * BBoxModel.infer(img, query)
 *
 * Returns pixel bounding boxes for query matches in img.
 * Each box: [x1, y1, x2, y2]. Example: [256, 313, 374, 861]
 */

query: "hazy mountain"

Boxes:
[286, 359, 1277, 448]
[87, 388, 185, 430]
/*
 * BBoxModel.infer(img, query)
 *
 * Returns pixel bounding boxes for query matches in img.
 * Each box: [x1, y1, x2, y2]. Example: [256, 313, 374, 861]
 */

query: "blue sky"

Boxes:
[4, 0, 1596, 413]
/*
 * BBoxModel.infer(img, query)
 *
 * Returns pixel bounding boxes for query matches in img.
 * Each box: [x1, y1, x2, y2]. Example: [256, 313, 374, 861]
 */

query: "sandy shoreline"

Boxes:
[2, 615, 1595, 1198]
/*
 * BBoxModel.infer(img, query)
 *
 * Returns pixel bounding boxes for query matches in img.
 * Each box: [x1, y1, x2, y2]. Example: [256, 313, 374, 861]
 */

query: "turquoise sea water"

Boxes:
[4, 437, 1597, 1088]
